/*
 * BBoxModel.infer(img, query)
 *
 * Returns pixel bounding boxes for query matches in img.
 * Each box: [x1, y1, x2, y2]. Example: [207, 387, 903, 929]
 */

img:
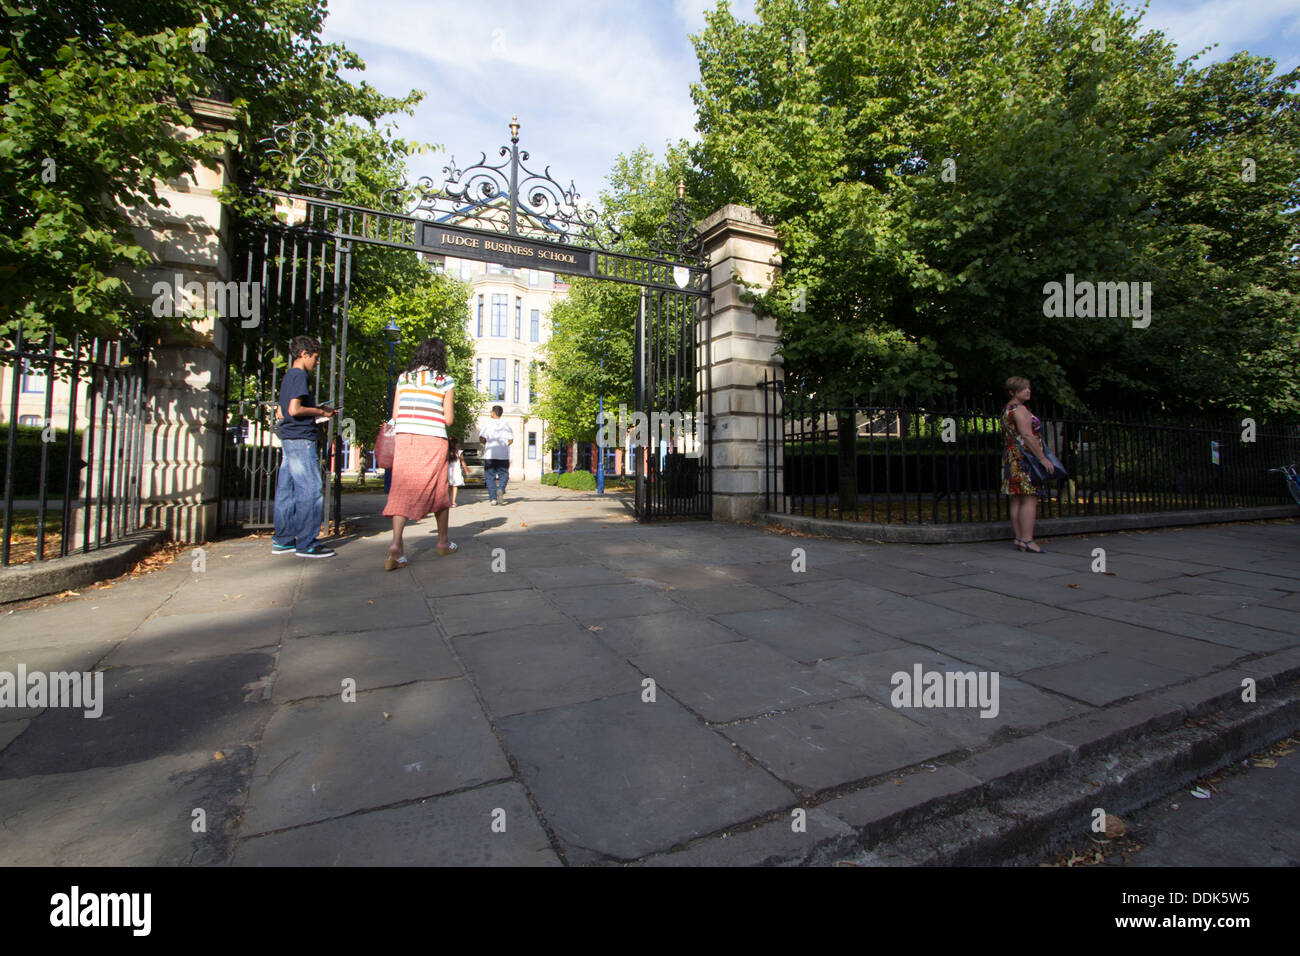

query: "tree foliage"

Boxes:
[0, 0, 419, 340]
[535, 144, 698, 446]
[690, 0, 1300, 415]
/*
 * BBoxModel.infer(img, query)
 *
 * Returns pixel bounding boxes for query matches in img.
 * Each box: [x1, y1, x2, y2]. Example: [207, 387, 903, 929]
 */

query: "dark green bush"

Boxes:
[0, 426, 83, 496]
[557, 470, 597, 491]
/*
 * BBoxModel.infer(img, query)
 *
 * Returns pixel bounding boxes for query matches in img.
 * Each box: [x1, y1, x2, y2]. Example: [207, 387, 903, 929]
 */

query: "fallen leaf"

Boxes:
[1068, 584, 1080, 589]
[1169, 803, 1180, 810]
[1276, 748, 1294, 756]
[587, 625, 602, 632]
[1104, 814, 1126, 838]
[1253, 758, 1278, 768]
[382, 712, 391, 720]
[367, 600, 374, 605]
[1190, 786, 1211, 799]
[893, 778, 902, 786]
[213, 751, 225, 760]
[231, 594, 243, 600]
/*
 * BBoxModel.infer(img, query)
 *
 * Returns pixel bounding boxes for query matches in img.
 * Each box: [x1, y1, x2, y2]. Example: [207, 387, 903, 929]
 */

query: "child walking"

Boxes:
[447, 436, 466, 506]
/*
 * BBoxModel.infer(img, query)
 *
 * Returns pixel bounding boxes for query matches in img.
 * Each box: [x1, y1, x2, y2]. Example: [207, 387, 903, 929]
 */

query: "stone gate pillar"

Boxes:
[698, 205, 783, 523]
[124, 97, 237, 543]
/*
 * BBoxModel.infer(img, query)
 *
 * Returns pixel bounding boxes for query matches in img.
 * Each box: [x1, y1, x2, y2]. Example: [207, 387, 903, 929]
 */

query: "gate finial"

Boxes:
[510, 116, 520, 142]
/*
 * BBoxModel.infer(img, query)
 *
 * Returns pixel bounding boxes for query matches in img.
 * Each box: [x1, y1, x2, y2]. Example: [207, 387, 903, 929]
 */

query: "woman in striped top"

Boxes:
[383, 337, 457, 568]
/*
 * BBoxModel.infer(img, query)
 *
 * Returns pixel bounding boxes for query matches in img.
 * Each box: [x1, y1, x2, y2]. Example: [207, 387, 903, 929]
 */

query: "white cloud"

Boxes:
[319, 0, 1298, 210]
[1141, 0, 1300, 71]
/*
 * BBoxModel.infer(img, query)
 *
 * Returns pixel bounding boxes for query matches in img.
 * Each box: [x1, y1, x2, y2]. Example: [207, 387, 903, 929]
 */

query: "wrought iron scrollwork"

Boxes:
[255, 118, 699, 260]
[651, 184, 698, 261]
[256, 124, 349, 195]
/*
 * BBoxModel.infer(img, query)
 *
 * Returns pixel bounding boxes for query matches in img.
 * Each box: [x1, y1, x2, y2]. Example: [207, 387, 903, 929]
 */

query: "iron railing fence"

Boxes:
[2, 327, 151, 567]
[760, 373, 1300, 525]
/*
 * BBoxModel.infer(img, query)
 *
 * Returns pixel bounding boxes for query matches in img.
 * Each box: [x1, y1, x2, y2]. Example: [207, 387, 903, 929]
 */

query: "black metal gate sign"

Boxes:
[417, 223, 594, 277]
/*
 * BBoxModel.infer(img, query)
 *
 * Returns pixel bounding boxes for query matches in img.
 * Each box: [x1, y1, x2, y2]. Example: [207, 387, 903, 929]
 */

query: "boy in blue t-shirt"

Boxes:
[272, 335, 336, 557]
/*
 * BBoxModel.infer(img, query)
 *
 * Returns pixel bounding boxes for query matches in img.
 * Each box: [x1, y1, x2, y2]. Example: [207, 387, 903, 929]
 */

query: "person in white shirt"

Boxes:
[479, 405, 514, 505]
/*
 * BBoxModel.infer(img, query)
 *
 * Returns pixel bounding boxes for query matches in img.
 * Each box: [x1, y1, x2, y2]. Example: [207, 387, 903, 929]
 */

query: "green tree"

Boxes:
[535, 144, 696, 449]
[0, 0, 419, 340]
[690, 0, 1300, 416]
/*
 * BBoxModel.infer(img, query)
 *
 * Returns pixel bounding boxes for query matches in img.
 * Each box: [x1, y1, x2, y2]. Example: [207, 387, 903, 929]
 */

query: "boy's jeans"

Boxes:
[484, 459, 510, 501]
[272, 439, 322, 551]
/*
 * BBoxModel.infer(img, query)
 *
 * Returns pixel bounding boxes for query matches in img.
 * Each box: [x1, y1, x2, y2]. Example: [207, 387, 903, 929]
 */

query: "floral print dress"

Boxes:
[1001, 402, 1043, 496]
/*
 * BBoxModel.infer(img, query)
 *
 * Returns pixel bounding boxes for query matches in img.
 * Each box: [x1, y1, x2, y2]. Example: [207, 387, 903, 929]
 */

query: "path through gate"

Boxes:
[220, 120, 711, 532]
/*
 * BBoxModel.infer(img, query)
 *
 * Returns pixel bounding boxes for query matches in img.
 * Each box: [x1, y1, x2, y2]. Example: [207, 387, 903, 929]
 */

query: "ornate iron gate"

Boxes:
[218, 212, 351, 534]
[219, 119, 710, 532]
[634, 285, 711, 519]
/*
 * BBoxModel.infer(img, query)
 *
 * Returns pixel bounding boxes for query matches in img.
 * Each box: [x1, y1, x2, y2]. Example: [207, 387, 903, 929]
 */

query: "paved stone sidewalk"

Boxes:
[0, 483, 1296, 865]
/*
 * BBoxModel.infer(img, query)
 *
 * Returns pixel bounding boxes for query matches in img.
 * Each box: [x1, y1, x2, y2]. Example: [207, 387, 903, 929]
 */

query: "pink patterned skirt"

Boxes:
[383, 434, 450, 519]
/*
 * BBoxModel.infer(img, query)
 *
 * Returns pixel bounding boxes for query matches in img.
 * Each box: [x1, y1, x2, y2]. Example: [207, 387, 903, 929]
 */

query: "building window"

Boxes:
[513, 360, 520, 404]
[460, 261, 472, 280]
[528, 431, 537, 459]
[476, 294, 483, 337]
[491, 294, 507, 337]
[515, 298, 522, 339]
[530, 309, 540, 342]
[528, 361, 537, 404]
[603, 446, 617, 476]
[475, 358, 482, 389]
[18, 415, 42, 426]
[21, 364, 45, 394]
[489, 358, 505, 401]
[528, 270, 539, 287]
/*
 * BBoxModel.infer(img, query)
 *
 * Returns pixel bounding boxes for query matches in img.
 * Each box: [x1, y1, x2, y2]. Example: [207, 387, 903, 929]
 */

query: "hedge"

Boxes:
[0, 426, 84, 497]
[540, 472, 559, 486]
[557, 470, 597, 491]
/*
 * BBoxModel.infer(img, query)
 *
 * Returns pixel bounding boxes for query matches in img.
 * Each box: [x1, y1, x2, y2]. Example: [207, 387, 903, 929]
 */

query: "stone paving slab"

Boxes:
[0, 746, 252, 865]
[590, 610, 746, 658]
[233, 781, 559, 867]
[103, 606, 289, 666]
[1063, 597, 1295, 653]
[1035, 615, 1247, 675]
[289, 589, 434, 637]
[497, 691, 794, 863]
[433, 588, 569, 636]
[272, 624, 461, 702]
[1017, 652, 1196, 707]
[545, 582, 682, 622]
[453, 622, 642, 718]
[239, 680, 511, 835]
[0, 652, 275, 776]
[630, 640, 862, 723]
[723, 696, 962, 792]
[1, 484, 1296, 866]
[711, 606, 905, 663]
[911, 621, 1098, 674]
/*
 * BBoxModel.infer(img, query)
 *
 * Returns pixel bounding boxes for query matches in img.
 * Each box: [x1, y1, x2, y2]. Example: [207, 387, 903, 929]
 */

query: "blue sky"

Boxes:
[321, 0, 1300, 204]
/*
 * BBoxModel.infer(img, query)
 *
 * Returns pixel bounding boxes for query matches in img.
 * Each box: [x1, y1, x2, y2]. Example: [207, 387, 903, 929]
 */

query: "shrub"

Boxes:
[0, 426, 84, 496]
[540, 472, 559, 486]
[557, 470, 597, 491]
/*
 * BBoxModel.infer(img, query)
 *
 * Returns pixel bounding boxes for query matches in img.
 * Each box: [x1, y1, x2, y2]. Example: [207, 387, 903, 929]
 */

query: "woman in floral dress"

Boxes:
[1002, 376, 1054, 553]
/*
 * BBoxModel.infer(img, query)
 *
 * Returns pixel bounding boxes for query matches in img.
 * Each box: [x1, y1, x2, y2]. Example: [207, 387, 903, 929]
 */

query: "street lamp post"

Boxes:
[597, 326, 605, 496]
[383, 318, 401, 494]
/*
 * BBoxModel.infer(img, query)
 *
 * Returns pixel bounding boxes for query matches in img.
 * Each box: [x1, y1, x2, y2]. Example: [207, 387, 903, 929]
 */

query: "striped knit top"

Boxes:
[393, 369, 454, 438]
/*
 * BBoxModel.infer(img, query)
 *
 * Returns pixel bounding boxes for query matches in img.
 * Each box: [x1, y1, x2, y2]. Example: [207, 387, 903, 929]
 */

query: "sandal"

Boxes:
[1014, 538, 1028, 551]
[436, 542, 459, 556]
[1022, 539, 1045, 554]
[385, 550, 408, 571]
